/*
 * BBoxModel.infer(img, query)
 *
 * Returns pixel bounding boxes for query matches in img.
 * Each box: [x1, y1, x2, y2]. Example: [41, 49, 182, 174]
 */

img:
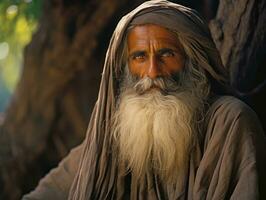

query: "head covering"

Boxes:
[68, 1, 232, 199]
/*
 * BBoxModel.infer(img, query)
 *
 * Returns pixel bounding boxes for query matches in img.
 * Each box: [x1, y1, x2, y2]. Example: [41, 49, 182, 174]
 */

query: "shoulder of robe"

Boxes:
[204, 95, 264, 136]
[198, 96, 266, 200]
[201, 95, 266, 161]
[207, 95, 259, 123]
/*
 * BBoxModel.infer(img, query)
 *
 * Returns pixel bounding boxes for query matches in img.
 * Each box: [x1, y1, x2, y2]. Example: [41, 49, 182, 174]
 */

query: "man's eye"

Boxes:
[159, 49, 175, 57]
[161, 51, 175, 57]
[134, 55, 145, 59]
[132, 52, 146, 60]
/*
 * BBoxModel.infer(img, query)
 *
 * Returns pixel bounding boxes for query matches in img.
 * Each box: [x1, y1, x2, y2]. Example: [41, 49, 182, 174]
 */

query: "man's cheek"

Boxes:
[129, 63, 143, 77]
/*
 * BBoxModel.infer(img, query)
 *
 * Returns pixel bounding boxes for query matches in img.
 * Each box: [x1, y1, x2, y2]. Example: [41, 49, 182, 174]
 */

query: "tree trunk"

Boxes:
[0, 0, 144, 199]
[1, 0, 263, 199]
[209, 0, 266, 131]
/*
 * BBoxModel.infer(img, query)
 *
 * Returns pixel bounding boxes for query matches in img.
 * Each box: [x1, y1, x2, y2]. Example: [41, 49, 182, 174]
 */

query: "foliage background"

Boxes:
[0, 0, 42, 112]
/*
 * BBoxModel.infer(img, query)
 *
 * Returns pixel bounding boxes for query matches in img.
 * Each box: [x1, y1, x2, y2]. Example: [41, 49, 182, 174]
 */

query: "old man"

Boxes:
[24, 0, 266, 199]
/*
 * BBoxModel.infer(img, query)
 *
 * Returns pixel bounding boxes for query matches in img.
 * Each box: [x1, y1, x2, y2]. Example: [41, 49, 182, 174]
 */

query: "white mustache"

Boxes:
[133, 77, 179, 94]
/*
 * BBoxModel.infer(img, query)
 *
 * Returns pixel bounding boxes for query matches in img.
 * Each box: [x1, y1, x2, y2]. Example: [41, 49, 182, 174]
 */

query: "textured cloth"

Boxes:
[23, 0, 266, 199]
[23, 96, 266, 199]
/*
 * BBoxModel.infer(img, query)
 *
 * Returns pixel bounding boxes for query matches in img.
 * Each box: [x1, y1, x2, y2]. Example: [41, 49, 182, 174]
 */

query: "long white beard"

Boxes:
[112, 76, 207, 183]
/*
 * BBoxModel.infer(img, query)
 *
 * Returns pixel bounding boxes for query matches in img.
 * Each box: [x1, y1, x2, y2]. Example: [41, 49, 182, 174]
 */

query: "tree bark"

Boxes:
[0, 0, 263, 199]
[209, 0, 266, 131]
[0, 0, 144, 199]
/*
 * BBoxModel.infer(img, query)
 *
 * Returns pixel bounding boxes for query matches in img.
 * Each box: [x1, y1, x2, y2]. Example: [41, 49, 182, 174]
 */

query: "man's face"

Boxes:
[127, 24, 185, 79]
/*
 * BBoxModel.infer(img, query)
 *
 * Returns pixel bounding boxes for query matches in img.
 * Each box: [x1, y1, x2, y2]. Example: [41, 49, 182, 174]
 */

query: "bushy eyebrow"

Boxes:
[157, 48, 175, 55]
[128, 48, 177, 59]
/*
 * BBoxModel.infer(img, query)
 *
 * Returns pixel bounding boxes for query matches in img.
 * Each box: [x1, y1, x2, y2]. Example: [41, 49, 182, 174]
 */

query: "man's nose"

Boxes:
[147, 56, 162, 79]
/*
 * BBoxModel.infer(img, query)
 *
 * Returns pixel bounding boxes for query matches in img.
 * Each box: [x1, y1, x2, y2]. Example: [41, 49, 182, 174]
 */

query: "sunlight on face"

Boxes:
[127, 24, 185, 79]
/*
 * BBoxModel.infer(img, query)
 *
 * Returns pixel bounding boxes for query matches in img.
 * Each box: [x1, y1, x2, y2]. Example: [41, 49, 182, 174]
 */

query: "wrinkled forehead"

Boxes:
[126, 24, 185, 55]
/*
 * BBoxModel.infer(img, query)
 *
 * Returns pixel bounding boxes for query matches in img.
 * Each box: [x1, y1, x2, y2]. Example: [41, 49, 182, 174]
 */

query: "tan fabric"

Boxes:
[23, 143, 83, 199]
[23, 0, 266, 199]
[23, 96, 266, 199]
